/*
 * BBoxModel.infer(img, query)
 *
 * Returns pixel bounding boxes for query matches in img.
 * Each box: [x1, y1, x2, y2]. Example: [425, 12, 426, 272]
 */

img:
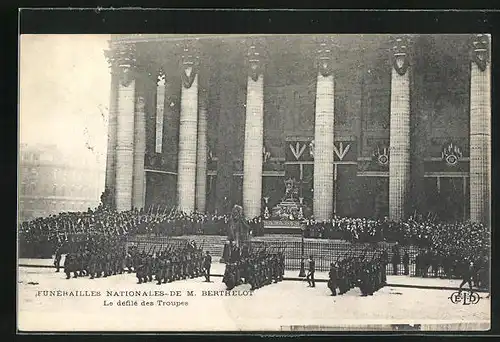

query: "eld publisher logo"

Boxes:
[449, 291, 481, 305]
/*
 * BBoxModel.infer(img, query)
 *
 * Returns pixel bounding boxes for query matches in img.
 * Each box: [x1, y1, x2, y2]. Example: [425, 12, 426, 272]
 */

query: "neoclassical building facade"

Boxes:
[104, 34, 490, 225]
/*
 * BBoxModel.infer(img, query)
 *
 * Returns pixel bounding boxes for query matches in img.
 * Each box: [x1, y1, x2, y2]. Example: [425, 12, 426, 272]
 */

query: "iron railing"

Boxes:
[126, 235, 479, 279]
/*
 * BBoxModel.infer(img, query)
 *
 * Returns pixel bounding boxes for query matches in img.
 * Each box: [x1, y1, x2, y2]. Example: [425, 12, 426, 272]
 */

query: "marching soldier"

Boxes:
[156, 251, 166, 285]
[54, 245, 63, 272]
[203, 251, 212, 282]
[64, 252, 78, 279]
[223, 263, 237, 290]
[337, 260, 346, 295]
[165, 255, 173, 283]
[81, 249, 90, 276]
[89, 249, 98, 279]
[328, 262, 338, 296]
[136, 251, 147, 284]
[458, 261, 475, 293]
[358, 265, 370, 296]
[306, 255, 316, 287]
[146, 253, 154, 282]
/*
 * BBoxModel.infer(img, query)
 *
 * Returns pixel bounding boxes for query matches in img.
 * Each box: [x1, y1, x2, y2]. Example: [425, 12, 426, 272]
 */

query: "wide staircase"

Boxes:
[128, 235, 226, 258]
[271, 197, 302, 218]
[128, 234, 316, 258]
[263, 220, 303, 235]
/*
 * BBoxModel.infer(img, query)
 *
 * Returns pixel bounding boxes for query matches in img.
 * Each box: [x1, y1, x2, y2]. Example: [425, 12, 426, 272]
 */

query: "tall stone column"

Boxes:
[177, 45, 199, 213]
[155, 72, 166, 154]
[115, 76, 136, 212]
[243, 44, 265, 219]
[105, 42, 138, 212]
[105, 67, 119, 193]
[389, 36, 411, 222]
[470, 34, 491, 226]
[195, 87, 208, 212]
[313, 42, 335, 221]
[132, 90, 147, 210]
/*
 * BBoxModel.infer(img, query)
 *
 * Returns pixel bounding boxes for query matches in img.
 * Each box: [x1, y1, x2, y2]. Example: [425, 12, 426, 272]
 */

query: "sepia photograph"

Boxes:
[18, 33, 491, 332]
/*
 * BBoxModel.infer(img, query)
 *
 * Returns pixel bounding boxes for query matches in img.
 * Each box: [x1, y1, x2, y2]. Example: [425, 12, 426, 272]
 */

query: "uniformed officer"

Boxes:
[54, 245, 63, 272]
[64, 252, 77, 279]
[328, 262, 338, 296]
[458, 261, 475, 293]
[306, 255, 316, 287]
[203, 251, 212, 282]
[155, 252, 166, 285]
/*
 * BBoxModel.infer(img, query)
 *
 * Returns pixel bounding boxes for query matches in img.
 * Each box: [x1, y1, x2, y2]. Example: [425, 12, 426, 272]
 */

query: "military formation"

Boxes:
[19, 204, 266, 260]
[131, 241, 207, 285]
[19, 193, 489, 295]
[413, 249, 489, 286]
[57, 234, 128, 280]
[327, 251, 387, 296]
[222, 243, 285, 291]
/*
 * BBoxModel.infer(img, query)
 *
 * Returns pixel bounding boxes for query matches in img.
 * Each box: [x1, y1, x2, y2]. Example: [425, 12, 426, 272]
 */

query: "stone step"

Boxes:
[263, 228, 303, 235]
[128, 235, 225, 257]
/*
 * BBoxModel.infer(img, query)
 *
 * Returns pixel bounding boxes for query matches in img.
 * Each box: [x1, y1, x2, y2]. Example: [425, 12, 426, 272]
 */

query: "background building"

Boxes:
[18, 144, 105, 221]
[104, 34, 490, 225]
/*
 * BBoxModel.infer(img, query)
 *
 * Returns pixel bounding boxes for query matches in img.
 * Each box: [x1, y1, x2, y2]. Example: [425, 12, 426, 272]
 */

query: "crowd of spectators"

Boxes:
[18, 203, 265, 257]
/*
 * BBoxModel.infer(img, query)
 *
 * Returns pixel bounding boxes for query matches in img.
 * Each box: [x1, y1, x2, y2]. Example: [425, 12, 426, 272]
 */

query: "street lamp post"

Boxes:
[298, 225, 306, 277]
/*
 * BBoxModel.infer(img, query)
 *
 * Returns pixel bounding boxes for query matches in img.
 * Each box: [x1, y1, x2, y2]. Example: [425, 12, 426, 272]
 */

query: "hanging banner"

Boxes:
[285, 140, 357, 162]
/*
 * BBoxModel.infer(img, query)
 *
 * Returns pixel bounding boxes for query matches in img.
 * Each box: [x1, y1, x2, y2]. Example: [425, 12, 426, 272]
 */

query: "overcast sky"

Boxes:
[20, 35, 111, 168]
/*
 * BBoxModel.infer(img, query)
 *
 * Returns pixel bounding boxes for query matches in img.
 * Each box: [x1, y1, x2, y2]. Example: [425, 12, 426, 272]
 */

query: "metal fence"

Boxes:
[251, 240, 474, 279]
[126, 235, 473, 279]
[247, 240, 420, 274]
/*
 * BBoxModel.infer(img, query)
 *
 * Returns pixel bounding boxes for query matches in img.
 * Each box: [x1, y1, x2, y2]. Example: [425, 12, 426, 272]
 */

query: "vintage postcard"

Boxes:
[18, 33, 491, 332]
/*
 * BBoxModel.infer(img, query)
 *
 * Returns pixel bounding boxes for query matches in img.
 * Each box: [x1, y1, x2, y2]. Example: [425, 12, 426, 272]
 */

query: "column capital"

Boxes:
[156, 66, 166, 85]
[179, 42, 200, 89]
[471, 34, 490, 72]
[390, 35, 412, 76]
[315, 40, 336, 77]
[105, 42, 158, 86]
[104, 42, 137, 86]
[246, 43, 265, 82]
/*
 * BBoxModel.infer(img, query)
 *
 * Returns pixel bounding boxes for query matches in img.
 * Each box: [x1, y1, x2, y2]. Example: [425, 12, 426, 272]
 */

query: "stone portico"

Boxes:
[104, 34, 490, 225]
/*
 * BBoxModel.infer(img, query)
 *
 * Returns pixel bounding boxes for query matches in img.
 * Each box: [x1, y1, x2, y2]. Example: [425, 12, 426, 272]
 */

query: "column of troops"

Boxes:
[223, 243, 285, 291]
[328, 252, 387, 297]
[132, 242, 207, 285]
[59, 236, 213, 285]
[55, 234, 128, 280]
